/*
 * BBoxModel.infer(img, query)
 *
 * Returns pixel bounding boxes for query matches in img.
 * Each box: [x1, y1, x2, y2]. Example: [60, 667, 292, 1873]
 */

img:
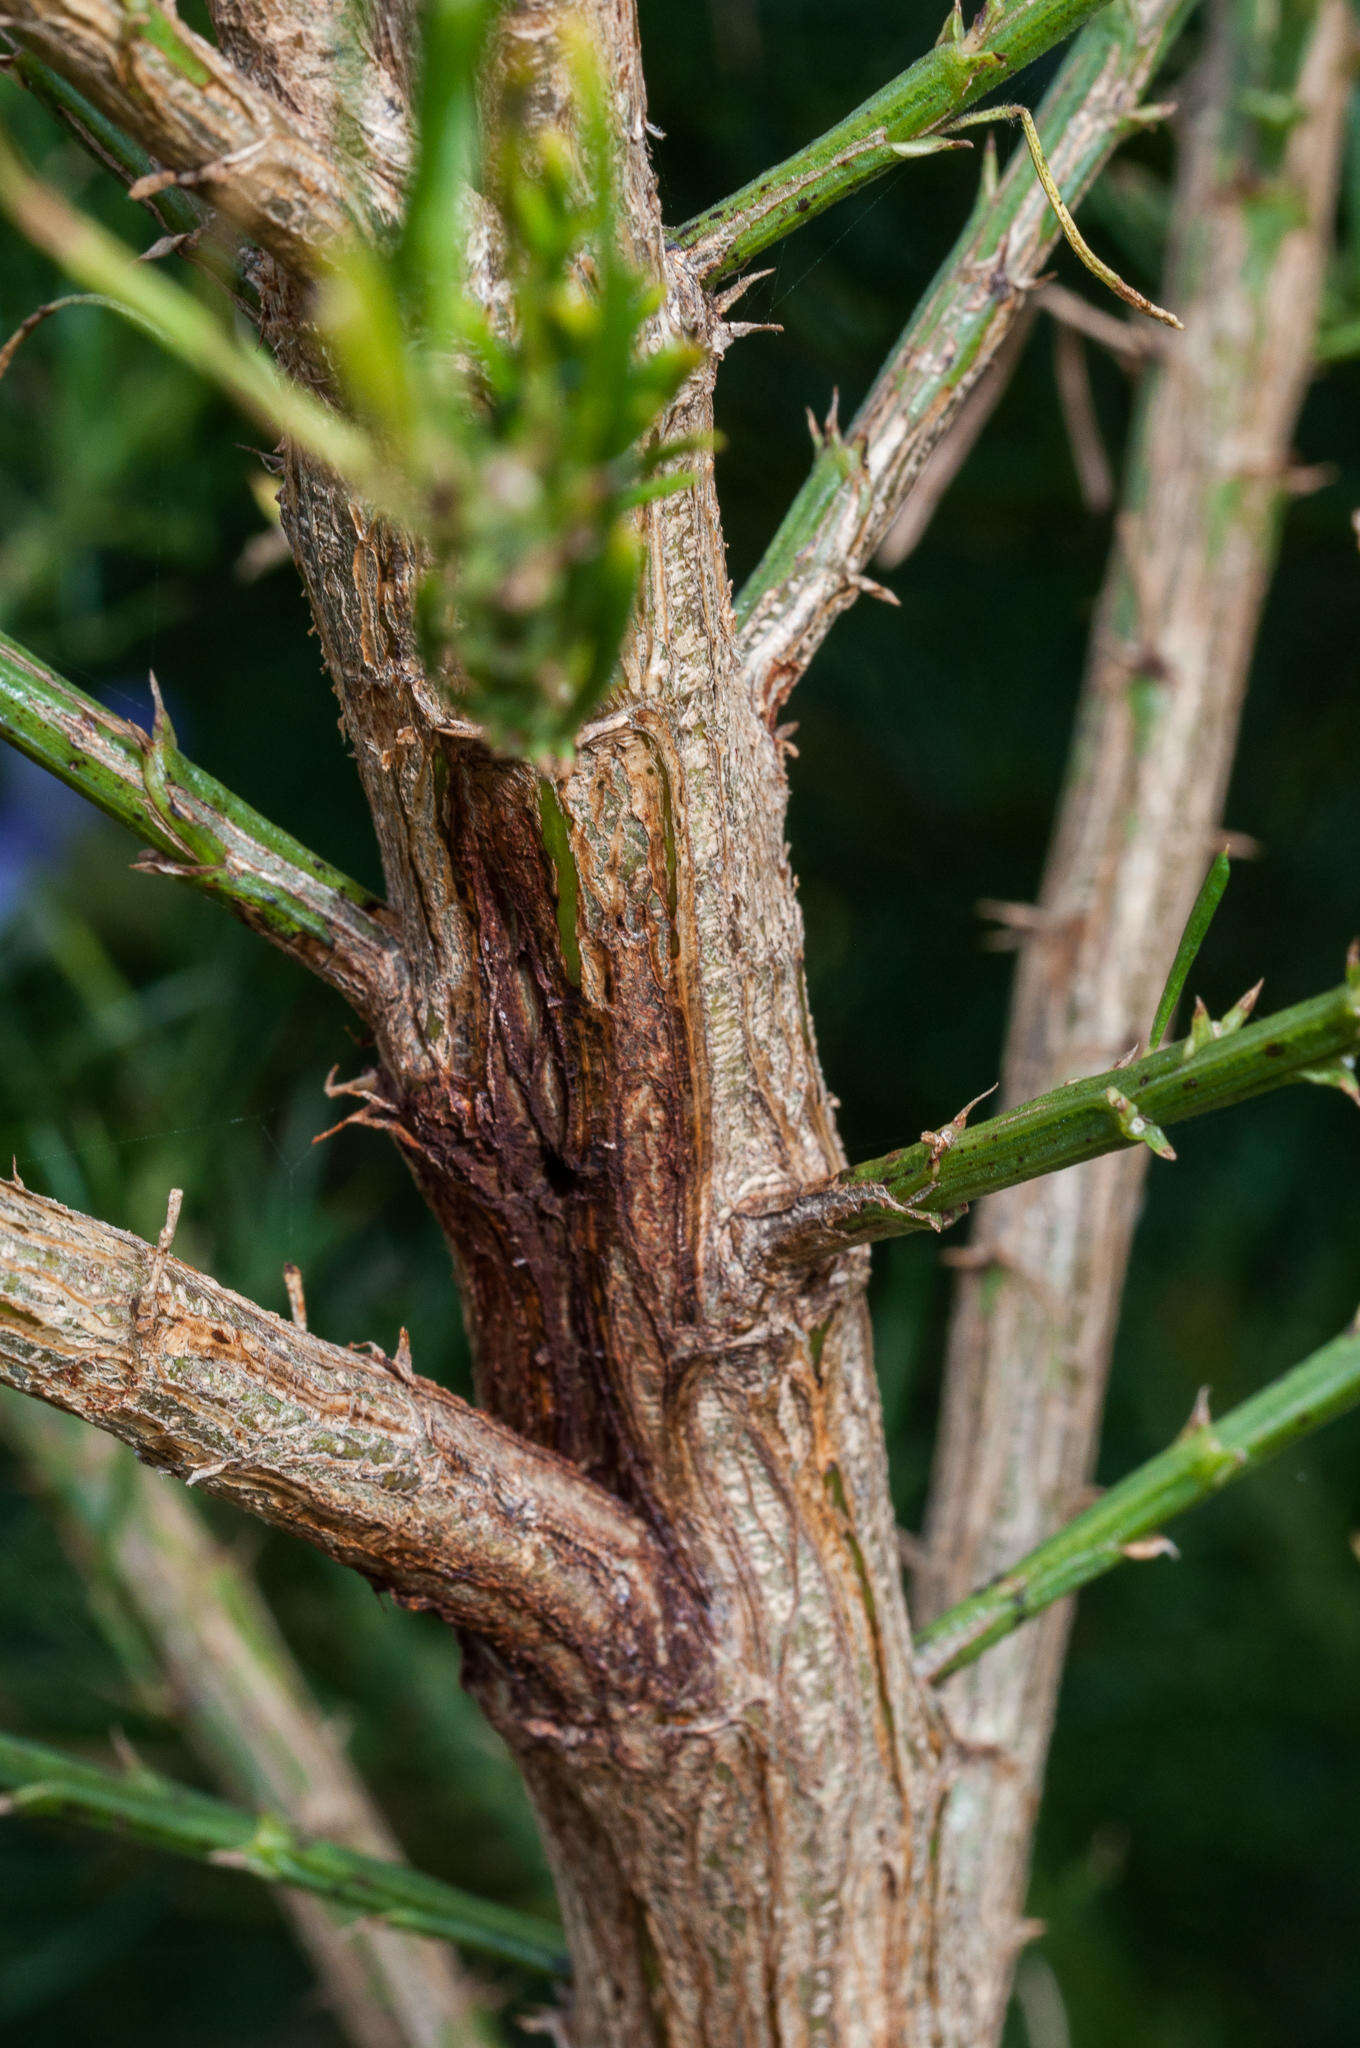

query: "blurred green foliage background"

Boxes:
[0, 2, 1357, 2041]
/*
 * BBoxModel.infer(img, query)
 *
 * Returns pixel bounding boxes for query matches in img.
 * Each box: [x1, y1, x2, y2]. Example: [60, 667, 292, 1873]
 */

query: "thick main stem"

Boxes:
[914, 4, 1354, 2040]
[178, 0, 952, 2040]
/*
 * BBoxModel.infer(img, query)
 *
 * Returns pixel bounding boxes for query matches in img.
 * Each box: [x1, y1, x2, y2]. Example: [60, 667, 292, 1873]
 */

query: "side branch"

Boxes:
[674, 0, 1123, 279]
[5, 1401, 489, 2045]
[0, 0, 354, 273]
[0, 629, 399, 1018]
[0, 1181, 691, 1713]
[916, 1317, 1360, 1681]
[6, 49, 205, 241]
[735, 0, 1186, 713]
[0, 1728, 569, 1976]
[762, 974, 1360, 1257]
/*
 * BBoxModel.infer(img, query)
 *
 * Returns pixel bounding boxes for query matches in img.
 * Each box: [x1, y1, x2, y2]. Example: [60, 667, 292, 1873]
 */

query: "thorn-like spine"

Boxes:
[1181, 979, 1263, 1060]
[712, 267, 775, 317]
[921, 1084, 999, 1173]
[1177, 1384, 1213, 1439]
[1104, 1085, 1176, 1159]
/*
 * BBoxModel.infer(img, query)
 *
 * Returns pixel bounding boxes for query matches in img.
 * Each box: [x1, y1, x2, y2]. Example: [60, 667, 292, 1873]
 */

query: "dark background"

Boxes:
[0, 2, 1357, 2040]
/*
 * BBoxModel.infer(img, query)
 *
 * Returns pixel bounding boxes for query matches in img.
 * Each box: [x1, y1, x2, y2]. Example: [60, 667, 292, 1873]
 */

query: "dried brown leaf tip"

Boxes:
[283, 1263, 308, 1330]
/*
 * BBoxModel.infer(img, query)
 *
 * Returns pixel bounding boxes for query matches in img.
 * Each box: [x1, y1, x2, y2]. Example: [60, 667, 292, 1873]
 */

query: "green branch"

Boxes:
[3, 1402, 496, 2044]
[7, 49, 205, 241]
[0, 630, 398, 1015]
[1317, 312, 1360, 363]
[0, 1728, 568, 1977]
[674, 0, 1123, 280]
[767, 969, 1360, 1254]
[915, 1317, 1360, 1681]
[1149, 849, 1231, 1048]
[733, 0, 1189, 688]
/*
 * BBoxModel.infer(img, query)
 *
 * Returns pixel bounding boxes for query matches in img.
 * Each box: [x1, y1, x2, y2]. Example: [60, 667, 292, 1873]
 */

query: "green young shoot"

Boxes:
[374, 21, 703, 758]
[1150, 849, 1232, 1048]
[290, 1, 707, 757]
[916, 1317, 1360, 1682]
[0, 1728, 568, 1975]
[396, 0, 497, 355]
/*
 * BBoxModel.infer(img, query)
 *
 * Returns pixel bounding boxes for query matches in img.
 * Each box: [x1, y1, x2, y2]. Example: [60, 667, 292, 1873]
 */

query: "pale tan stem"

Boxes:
[205, 5, 948, 2041]
[3, 1397, 492, 2048]
[914, 5, 1355, 2040]
[0, 1179, 691, 1716]
[0, 0, 356, 270]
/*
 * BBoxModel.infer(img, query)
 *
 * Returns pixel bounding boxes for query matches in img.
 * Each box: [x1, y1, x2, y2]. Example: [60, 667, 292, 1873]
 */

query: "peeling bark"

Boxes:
[0, 1179, 685, 1716]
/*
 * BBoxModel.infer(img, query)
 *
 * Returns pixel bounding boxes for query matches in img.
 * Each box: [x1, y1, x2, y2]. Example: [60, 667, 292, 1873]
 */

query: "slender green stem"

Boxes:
[1149, 850, 1231, 1047]
[0, 629, 396, 1011]
[734, 0, 1189, 665]
[8, 50, 205, 240]
[774, 972, 1360, 1252]
[674, 0, 1121, 280]
[916, 1318, 1360, 1681]
[0, 1729, 568, 1976]
[3, 1401, 496, 2045]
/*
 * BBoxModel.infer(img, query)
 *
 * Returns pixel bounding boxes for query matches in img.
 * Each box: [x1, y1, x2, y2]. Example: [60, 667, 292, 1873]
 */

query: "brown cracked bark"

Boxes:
[4, 0, 953, 2035]
[0, 1178, 685, 1717]
[913, 3, 1355, 2040]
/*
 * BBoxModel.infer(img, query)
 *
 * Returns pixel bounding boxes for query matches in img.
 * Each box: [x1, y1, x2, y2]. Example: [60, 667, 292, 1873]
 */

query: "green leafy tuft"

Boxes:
[319, 2, 704, 759]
